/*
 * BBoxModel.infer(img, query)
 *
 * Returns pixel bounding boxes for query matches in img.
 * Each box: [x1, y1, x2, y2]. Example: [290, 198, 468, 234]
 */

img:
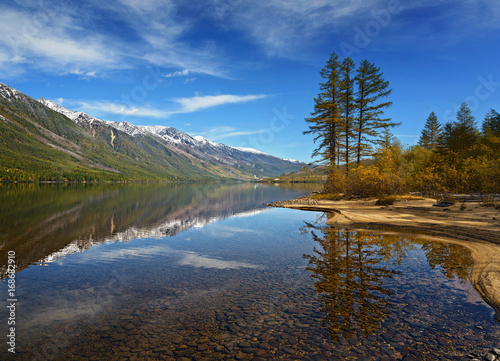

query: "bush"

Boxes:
[345, 165, 382, 197]
[322, 168, 345, 194]
[375, 195, 398, 206]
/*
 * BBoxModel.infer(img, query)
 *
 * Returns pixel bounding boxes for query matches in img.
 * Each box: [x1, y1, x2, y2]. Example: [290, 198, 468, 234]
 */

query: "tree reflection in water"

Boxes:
[302, 220, 474, 341]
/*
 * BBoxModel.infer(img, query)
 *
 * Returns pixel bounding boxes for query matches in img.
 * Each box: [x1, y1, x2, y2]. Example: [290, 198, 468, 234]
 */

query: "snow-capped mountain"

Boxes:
[0, 82, 302, 181]
[38, 98, 94, 124]
[37, 98, 293, 169]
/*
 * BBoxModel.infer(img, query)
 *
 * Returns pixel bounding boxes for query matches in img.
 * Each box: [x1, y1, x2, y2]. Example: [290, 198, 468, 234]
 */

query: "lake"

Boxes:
[0, 183, 499, 360]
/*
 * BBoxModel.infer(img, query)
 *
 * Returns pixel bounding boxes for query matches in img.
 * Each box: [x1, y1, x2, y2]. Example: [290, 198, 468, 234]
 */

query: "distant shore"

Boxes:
[268, 196, 500, 320]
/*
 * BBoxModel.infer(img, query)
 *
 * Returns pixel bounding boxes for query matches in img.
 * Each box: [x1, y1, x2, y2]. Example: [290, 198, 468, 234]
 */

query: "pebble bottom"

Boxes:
[15, 264, 500, 361]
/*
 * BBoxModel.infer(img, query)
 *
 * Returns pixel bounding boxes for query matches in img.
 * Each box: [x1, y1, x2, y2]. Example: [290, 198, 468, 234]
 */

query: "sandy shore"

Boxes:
[268, 197, 500, 320]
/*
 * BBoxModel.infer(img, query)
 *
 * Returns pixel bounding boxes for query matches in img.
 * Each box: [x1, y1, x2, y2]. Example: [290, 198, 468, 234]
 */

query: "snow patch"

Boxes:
[0, 82, 22, 100]
[193, 136, 222, 148]
[38, 98, 108, 126]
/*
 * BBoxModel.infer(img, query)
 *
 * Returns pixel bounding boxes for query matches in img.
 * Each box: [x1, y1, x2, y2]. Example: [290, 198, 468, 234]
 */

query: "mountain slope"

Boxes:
[0, 83, 301, 181]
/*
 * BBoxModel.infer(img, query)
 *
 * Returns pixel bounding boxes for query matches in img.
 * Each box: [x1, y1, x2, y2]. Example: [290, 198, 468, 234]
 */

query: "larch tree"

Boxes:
[354, 60, 393, 165]
[376, 127, 399, 151]
[338, 57, 356, 172]
[418, 112, 442, 150]
[305, 53, 394, 191]
[303, 52, 342, 171]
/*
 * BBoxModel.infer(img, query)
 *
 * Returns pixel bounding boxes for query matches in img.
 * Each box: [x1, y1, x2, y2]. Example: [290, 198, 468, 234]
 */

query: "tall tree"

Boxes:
[338, 57, 356, 172]
[418, 111, 442, 150]
[376, 127, 398, 151]
[354, 60, 393, 165]
[438, 102, 479, 166]
[440, 102, 478, 153]
[303, 52, 342, 170]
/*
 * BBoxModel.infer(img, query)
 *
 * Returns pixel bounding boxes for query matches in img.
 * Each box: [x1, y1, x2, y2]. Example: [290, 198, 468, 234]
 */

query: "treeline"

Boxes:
[406, 104, 499, 194]
[306, 52, 500, 196]
[0, 166, 125, 182]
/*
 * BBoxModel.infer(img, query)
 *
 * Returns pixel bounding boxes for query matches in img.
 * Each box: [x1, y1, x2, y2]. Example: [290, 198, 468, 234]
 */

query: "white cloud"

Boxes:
[205, 0, 373, 57]
[62, 68, 98, 79]
[201, 0, 500, 58]
[0, 1, 228, 78]
[95, 0, 230, 77]
[65, 93, 266, 118]
[73, 100, 170, 118]
[171, 94, 266, 113]
[0, 6, 119, 75]
[11, 55, 30, 64]
[197, 126, 264, 141]
[164, 69, 190, 77]
[1, 0, 498, 78]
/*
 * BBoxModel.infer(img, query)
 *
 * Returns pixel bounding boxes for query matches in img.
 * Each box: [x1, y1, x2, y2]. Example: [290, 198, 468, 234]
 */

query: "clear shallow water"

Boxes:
[0, 183, 499, 360]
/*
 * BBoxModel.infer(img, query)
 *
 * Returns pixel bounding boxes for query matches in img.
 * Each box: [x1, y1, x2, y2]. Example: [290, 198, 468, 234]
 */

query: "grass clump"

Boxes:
[398, 194, 425, 201]
[375, 195, 398, 206]
[311, 193, 342, 201]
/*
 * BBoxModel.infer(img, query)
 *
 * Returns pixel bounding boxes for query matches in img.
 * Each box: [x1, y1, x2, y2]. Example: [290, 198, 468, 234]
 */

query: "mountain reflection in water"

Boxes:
[302, 223, 474, 342]
[0, 182, 317, 278]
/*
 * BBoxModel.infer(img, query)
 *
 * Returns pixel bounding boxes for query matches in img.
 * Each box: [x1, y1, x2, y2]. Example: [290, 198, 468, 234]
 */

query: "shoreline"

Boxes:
[267, 196, 500, 321]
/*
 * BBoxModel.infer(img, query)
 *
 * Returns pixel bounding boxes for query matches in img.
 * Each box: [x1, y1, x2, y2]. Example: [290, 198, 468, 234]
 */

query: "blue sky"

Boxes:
[1, 0, 500, 162]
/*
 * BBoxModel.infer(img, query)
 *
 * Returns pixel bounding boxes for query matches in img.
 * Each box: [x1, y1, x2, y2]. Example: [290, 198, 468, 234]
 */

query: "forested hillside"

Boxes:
[0, 83, 301, 182]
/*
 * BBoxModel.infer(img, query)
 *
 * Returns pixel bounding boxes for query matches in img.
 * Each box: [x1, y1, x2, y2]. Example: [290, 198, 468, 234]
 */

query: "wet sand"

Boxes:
[268, 197, 500, 319]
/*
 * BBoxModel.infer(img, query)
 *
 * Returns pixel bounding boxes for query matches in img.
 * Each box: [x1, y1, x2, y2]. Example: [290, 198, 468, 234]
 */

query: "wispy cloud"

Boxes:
[81, 0, 232, 78]
[171, 94, 266, 113]
[164, 69, 198, 84]
[72, 100, 170, 118]
[199, 0, 500, 58]
[197, 126, 263, 141]
[1, 0, 499, 78]
[201, 0, 374, 58]
[62, 68, 99, 80]
[0, 6, 120, 76]
[0, 1, 228, 78]
[164, 69, 191, 78]
[62, 93, 267, 118]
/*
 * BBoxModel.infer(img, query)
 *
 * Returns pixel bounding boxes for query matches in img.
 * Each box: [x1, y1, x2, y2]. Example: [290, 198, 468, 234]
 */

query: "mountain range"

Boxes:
[0, 82, 301, 181]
